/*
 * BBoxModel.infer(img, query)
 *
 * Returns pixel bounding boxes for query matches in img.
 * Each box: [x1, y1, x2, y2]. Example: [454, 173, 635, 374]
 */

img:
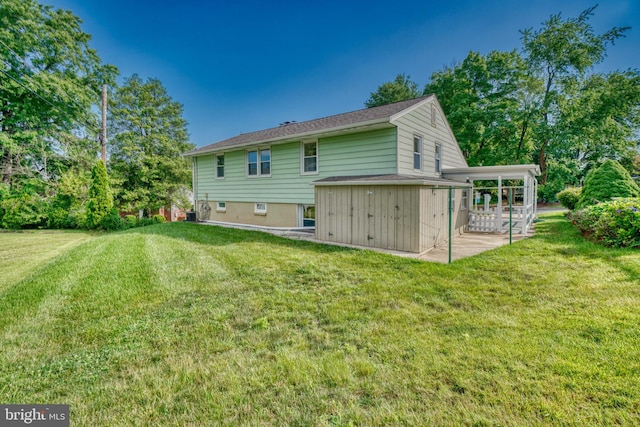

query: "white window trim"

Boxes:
[215, 153, 225, 179]
[435, 143, 442, 174]
[300, 140, 319, 175]
[216, 201, 226, 212]
[254, 202, 267, 215]
[246, 147, 271, 178]
[413, 134, 423, 172]
[461, 190, 469, 210]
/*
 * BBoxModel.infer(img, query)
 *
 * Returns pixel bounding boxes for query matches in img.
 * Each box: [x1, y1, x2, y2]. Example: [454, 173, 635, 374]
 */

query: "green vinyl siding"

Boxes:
[394, 99, 467, 176]
[194, 127, 397, 204]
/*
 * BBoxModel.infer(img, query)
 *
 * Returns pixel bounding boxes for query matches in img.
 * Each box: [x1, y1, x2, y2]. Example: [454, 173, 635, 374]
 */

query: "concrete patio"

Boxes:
[200, 219, 538, 263]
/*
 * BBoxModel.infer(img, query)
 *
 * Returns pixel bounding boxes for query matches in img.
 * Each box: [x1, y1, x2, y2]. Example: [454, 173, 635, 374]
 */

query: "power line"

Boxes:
[0, 39, 26, 67]
[0, 37, 103, 103]
[0, 64, 101, 133]
[1, 38, 105, 132]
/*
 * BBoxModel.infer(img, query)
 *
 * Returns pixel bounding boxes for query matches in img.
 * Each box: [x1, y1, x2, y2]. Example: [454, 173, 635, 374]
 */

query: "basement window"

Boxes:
[254, 202, 267, 215]
[303, 205, 315, 227]
[216, 201, 226, 212]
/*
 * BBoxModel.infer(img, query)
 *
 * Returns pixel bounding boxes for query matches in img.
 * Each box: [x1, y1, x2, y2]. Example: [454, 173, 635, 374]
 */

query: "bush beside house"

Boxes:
[576, 160, 640, 209]
[561, 160, 640, 248]
[570, 198, 640, 248]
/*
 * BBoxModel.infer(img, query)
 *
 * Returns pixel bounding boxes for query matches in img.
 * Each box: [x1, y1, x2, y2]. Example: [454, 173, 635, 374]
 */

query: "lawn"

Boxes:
[0, 213, 638, 426]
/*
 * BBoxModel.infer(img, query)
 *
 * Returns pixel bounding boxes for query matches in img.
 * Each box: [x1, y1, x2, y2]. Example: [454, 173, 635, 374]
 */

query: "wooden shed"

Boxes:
[313, 175, 471, 253]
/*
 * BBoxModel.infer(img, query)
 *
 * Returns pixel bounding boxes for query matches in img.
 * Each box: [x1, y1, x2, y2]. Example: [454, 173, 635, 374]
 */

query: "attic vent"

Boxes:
[279, 120, 297, 126]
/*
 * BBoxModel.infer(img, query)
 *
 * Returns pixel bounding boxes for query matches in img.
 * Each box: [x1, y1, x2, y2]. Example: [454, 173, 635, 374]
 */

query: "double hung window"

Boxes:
[215, 154, 224, 178]
[413, 135, 423, 171]
[302, 141, 318, 174]
[247, 148, 271, 177]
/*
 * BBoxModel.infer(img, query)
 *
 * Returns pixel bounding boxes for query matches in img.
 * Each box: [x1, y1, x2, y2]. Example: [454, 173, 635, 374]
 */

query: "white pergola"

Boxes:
[443, 164, 541, 234]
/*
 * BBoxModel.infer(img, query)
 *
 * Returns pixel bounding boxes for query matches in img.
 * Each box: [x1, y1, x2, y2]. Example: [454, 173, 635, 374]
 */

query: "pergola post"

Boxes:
[522, 174, 528, 234]
[533, 178, 538, 218]
[496, 176, 502, 232]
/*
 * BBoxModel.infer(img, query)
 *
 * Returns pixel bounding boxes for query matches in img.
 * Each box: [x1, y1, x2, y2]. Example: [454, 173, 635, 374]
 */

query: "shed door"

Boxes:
[318, 186, 351, 243]
[350, 186, 398, 249]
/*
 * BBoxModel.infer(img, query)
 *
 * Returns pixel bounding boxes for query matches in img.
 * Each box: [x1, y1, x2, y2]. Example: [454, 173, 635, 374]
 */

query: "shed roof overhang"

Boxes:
[442, 164, 541, 181]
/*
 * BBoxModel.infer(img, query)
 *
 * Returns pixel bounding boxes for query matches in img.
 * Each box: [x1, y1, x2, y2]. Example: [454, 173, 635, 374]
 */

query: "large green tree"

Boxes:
[425, 50, 533, 167]
[0, 0, 117, 189]
[365, 74, 421, 108]
[420, 6, 639, 200]
[520, 5, 630, 185]
[108, 74, 194, 214]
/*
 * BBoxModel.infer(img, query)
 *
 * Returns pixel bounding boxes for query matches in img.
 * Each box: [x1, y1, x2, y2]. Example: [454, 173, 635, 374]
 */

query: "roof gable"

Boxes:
[184, 95, 434, 156]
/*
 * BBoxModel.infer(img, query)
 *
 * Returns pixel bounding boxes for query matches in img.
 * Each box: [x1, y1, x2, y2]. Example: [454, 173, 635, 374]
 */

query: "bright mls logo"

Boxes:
[0, 405, 69, 427]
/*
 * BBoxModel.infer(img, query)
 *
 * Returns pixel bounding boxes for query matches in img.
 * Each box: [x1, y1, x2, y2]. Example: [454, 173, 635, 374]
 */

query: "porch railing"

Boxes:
[469, 203, 535, 234]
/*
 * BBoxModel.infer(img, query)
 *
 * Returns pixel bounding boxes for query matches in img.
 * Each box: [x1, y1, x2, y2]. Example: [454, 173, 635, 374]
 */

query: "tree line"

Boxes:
[365, 6, 640, 201]
[0, 0, 193, 229]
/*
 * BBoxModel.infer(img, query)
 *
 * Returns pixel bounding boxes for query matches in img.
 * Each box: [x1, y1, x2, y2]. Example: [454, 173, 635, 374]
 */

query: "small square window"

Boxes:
[254, 202, 267, 215]
[216, 201, 226, 212]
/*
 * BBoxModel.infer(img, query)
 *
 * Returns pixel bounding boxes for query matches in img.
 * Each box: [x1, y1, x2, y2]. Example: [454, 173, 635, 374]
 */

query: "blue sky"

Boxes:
[45, 0, 639, 148]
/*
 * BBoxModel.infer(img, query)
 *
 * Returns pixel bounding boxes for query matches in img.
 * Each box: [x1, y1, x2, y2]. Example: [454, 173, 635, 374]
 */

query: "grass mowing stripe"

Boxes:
[0, 233, 164, 402]
[1, 214, 639, 425]
[0, 230, 93, 292]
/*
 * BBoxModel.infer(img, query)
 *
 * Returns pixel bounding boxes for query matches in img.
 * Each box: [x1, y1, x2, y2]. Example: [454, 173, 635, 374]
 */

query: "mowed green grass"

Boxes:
[0, 214, 638, 426]
[0, 230, 93, 292]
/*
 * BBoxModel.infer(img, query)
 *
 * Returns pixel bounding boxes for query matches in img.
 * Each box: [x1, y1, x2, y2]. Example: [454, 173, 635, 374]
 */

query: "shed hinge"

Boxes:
[328, 211, 334, 216]
[367, 235, 374, 241]
[367, 213, 374, 218]
[367, 190, 374, 195]
[328, 232, 334, 237]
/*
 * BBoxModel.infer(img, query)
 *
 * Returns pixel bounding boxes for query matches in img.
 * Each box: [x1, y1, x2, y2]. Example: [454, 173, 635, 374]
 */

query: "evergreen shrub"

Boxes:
[576, 160, 640, 209]
[86, 160, 113, 229]
[557, 187, 582, 211]
[99, 208, 124, 231]
[0, 192, 47, 229]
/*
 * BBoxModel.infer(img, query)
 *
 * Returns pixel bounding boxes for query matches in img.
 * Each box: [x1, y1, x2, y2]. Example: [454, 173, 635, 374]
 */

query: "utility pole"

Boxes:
[101, 84, 107, 166]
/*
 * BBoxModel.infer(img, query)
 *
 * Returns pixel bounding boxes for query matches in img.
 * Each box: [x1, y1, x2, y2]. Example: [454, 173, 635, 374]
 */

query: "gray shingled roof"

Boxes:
[183, 95, 433, 156]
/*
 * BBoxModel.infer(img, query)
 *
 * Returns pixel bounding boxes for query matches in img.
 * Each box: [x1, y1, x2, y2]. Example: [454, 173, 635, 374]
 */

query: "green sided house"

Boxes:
[183, 95, 540, 253]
